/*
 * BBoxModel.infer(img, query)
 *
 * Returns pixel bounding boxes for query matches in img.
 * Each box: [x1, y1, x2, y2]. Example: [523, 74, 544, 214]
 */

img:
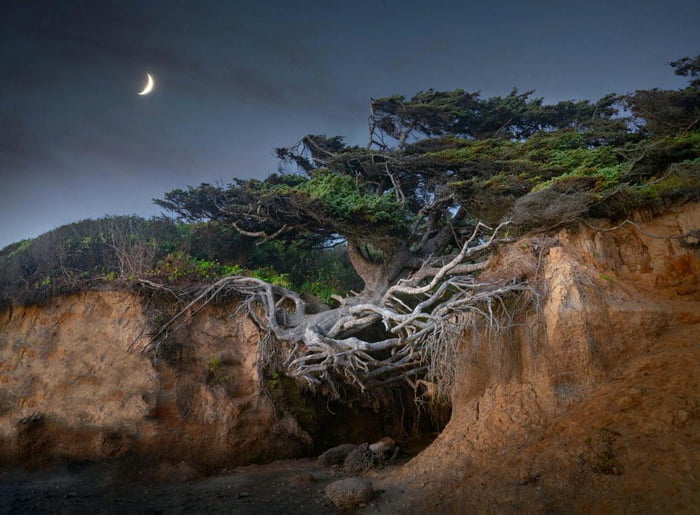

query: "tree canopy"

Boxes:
[366, 88, 625, 146]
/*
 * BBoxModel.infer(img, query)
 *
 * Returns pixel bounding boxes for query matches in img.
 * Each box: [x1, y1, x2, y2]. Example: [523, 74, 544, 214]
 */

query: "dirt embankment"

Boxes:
[368, 202, 700, 513]
[0, 291, 312, 469]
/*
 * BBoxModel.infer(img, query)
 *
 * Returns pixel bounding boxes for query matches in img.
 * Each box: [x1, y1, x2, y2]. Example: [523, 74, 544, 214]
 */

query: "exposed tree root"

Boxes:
[137, 222, 540, 401]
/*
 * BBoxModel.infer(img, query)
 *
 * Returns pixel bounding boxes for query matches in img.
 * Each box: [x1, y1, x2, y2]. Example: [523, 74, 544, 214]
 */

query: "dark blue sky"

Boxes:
[1, 0, 698, 248]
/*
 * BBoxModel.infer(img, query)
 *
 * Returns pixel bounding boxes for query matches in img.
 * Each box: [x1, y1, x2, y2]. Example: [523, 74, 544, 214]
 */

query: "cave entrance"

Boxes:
[268, 376, 450, 457]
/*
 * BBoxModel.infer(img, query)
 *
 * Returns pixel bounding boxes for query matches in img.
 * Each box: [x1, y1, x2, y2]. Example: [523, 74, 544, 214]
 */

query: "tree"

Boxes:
[153, 74, 694, 400]
[154, 106, 545, 401]
[670, 55, 700, 89]
[366, 89, 626, 145]
[625, 54, 700, 135]
[367, 89, 479, 149]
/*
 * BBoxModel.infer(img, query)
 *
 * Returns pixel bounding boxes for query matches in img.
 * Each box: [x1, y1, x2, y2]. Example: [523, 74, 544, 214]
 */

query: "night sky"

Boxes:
[1, 0, 698, 248]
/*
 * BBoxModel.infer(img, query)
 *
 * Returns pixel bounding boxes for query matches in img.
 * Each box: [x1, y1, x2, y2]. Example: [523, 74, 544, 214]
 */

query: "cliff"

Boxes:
[370, 201, 699, 513]
[0, 292, 311, 469]
[0, 202, 698, 513]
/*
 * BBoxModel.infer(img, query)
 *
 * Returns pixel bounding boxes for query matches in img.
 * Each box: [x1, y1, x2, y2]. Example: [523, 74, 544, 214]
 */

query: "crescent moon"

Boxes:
[138, 73, 155, 95]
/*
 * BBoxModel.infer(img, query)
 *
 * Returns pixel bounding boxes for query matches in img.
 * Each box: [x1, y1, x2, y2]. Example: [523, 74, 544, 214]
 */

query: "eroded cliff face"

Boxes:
[1, 203, 698, 512]
[0, 292, 311, 469]
[376, 202, 699, 514]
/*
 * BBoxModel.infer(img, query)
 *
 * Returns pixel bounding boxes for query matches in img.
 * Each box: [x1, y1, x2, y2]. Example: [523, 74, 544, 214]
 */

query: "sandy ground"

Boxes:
[0, 455, 417, 514]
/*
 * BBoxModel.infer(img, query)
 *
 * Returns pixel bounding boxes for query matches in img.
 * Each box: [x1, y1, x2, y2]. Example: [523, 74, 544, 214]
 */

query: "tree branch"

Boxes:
[231, 222, 290, 243]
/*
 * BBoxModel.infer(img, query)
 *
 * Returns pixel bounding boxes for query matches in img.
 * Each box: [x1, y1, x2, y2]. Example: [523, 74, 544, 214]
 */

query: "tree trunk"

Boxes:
[346, 240, 417, 301]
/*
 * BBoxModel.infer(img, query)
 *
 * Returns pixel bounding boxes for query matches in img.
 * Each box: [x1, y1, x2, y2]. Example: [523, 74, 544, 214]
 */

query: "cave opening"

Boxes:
[267, 375, 451, 459]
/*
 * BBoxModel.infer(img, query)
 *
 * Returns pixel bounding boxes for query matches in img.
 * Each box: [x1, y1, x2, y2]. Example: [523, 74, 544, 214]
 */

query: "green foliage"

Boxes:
[0, 238, 35, 259]
[513, 131, 700, 228]
[266, 371, 281, 390]
[207, 355, 229, 385]
[369, 88, 626, 145]
[152, 250, 299, 287]
[297, 251, 357, 303]
[625, 81, 700, 135]
[587, 428, 624, 475]
[421, 137, 521, 163]
[531, 161, 626, 193]
[542, 146, 622, 174]
[432, 126, 699, 229]
[244, 240, 362, 302]
[154, 251, 224, 282]
[671, 54, 700, 88]
[297, 170, 407, 228]
[0, 215, 177, 305]
[208, 355, 221, 370]
[635, 160, 700, 201]
[0, 209, 364, 307]
[248, 266, 292, 289]
[523, 130, 590, 153]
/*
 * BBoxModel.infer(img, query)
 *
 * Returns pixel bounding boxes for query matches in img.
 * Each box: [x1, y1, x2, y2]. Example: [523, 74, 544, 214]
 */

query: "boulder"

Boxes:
[289, 472, 316, 487]
[316, 443, 357, 466]
[325, 477, 374, 509]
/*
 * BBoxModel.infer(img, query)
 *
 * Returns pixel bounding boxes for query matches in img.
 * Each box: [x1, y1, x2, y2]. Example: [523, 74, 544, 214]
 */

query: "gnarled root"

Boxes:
[139, 222, 540, 400]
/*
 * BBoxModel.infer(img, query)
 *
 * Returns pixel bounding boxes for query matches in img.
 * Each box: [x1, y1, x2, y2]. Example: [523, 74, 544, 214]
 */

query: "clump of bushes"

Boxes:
[0, 215, 362, 308]
[509, 132, 700, 231]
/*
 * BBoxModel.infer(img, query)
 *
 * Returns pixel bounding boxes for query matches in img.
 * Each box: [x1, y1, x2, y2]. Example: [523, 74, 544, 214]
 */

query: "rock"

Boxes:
[325, 477, 374, 509]
[343, 443, 374, 475]
[289, 472, 316, 486]
[317, 443, 358, 466]
[673, 409, 689, 426]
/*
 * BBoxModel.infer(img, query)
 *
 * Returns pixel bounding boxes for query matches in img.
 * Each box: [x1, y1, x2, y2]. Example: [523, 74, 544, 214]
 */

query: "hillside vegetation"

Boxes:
[0, 217, 361, 308]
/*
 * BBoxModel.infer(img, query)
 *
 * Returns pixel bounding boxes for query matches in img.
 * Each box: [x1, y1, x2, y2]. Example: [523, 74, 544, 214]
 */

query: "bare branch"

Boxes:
[231, 222, 290, 243]
[384, 221, 507, 302]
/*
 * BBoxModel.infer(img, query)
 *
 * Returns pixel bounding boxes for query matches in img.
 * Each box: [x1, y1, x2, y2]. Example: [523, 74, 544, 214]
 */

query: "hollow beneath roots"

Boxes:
[265, 373, 450, 456]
